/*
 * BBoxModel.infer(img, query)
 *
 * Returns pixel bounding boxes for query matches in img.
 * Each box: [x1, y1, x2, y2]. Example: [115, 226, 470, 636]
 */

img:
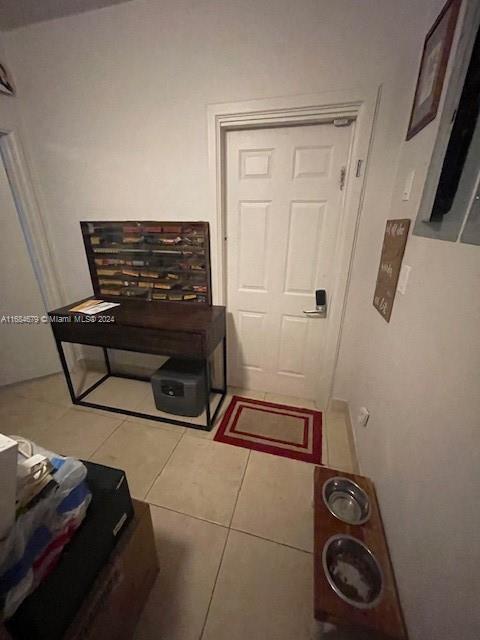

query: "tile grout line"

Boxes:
[13, 393, 73, 421]
[79, 375, 184, 470]
[227, 449, 251, 529]
[142, 428, 187, 500]
[86, 417, 128, 461]
[146, 502, 230, 530]
[227, 526, 314, 556]
[145, 500, 313, 556]
[198, 527, 232, 640]
[76, 368, 150, 459]
[9, 368, 108, 410]
[3, 376, 127, 459]
[197, 449, 251, 640]
[146, 432, 249, 528]
[10, 393, 73, 413]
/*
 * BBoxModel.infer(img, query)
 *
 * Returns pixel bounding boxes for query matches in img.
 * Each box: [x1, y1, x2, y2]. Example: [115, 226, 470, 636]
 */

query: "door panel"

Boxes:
[293, 145, 332, 178]
[240, 148, 273, 178]
[284, 201, 325, 293]
[238, 201, 270, 290]
[226, 123, 351, 401]
[277, 315, 308, 376]
[238, 311, 266, 370]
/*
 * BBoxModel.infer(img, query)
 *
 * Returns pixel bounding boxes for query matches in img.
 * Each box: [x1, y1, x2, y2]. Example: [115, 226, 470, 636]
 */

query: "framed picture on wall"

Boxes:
[406, 0, 462, 141]
[0, 62, 15, 96]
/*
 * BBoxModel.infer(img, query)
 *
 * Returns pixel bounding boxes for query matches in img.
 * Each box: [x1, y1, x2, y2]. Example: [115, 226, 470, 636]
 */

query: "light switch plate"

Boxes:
[397, 264, 411, 294]
[402, 170, 415, 201]
[357, 407, 370, 427]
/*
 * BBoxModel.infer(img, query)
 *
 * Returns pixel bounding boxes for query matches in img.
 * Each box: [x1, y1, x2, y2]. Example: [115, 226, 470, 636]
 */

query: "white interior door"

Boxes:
[226, 122, 352, 401]
[0, 157, 58, 386]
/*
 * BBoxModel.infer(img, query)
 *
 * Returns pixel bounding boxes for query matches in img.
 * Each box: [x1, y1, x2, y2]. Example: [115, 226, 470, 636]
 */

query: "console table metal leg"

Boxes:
[55, 338, 77, 403]
[55, 338, 110, 404]
[103, 347, 111, 375]
[205, 357, 212, 429]
[205, 336, 227, 431]
[222, 334, 227, 393]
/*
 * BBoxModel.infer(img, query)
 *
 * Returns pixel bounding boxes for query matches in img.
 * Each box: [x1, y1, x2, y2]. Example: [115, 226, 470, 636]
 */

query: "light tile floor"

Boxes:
[0, 372, 358, 640]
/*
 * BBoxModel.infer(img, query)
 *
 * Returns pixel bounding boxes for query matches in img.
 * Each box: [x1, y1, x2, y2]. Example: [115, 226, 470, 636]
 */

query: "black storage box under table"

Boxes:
[151, 358, 207, 417]
[7, 461, 134, 640]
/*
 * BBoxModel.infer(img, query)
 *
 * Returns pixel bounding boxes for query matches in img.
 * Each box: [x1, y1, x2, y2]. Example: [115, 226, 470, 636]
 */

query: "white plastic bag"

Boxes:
[0, 437, 91, 618]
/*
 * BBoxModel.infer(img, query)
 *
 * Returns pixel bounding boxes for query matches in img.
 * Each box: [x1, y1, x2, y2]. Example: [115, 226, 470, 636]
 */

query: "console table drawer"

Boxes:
[51, 322, 204, 358]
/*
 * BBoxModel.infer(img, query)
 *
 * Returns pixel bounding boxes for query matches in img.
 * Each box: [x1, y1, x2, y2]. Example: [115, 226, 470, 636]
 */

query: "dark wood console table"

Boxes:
[48, 297, 227, 430]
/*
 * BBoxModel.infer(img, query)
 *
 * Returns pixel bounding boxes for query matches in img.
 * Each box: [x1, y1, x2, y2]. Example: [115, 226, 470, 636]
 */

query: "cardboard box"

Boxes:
[8, 461, 135, 640]
[65, 500, 158, 640]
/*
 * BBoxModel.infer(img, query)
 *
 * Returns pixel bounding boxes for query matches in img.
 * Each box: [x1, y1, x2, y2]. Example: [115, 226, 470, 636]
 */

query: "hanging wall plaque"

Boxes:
[373, 218, 411, 322]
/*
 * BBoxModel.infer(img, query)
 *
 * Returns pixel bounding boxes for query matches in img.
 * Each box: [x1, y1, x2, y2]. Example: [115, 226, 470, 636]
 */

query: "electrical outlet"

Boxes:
[357, 407, 370, 427]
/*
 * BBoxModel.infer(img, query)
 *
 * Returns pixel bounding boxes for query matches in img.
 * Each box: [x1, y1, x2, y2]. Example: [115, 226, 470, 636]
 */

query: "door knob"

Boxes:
[303, 309, 324, 316]
[303, 289, 327, 318]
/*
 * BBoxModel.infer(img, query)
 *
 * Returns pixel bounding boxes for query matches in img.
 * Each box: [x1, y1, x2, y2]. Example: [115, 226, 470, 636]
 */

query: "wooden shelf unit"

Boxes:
[81, 220, 212, 304]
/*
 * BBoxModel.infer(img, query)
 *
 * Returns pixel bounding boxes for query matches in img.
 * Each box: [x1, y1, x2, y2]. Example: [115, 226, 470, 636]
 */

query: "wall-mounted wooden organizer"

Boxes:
[80, 221, 212, 304]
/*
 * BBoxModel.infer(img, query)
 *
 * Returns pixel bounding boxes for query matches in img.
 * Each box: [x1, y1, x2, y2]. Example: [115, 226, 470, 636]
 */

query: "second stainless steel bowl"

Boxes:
[322, 534, 384, 609]
[322, 477, 370, 525]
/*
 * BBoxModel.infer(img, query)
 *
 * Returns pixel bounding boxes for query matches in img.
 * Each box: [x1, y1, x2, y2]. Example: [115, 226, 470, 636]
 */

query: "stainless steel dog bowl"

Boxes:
[322, 477, 370, 525]
[322, 535, 384, 609]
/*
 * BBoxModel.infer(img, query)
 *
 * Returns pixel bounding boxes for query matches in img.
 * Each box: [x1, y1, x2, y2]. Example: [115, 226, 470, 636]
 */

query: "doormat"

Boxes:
[214, 396, 322, 464]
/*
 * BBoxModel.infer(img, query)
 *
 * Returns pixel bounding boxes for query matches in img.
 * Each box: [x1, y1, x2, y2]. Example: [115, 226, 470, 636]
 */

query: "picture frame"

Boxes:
[0, 62, 15, 96]
[406, 0, 462, 141]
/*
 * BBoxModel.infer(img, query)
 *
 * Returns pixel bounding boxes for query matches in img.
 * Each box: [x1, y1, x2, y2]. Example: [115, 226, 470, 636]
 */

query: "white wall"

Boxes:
[4, 1, 478, 638]
[334, 2, 480, 639]
[4, 0, 432, 302]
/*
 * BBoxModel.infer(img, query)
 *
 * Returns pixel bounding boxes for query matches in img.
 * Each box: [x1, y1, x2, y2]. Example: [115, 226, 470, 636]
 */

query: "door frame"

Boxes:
[0, 128, 64, 312]
[208, 87, 380, 407]
[0, 127, 71, 372]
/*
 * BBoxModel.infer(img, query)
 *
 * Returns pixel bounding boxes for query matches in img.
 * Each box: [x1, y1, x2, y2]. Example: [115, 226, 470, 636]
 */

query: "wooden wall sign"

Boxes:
[373, 219, 411, 322]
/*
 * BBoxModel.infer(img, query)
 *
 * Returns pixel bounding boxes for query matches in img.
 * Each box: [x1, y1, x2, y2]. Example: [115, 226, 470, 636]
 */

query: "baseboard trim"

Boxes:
[328, 398, 360, 474]
[328, 398, 347, 413]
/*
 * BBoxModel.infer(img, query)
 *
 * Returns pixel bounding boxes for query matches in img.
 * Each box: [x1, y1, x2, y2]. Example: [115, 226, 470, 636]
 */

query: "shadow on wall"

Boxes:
[0, 0, 134, 31]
